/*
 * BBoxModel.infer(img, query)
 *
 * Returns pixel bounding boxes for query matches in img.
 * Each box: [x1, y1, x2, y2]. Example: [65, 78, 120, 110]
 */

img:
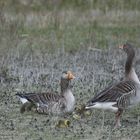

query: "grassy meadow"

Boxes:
[0, 0, 140, 140]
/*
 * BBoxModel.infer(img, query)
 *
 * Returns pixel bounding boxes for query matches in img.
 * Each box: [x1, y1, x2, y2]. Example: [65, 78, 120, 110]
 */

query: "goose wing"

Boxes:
[16, 92, 61, 105]
[88, 80, 136, 108]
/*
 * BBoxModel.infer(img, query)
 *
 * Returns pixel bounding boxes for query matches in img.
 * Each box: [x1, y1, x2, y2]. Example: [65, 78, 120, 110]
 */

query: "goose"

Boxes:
[85, 43, 140, 127]
[16, 71, 75, 115]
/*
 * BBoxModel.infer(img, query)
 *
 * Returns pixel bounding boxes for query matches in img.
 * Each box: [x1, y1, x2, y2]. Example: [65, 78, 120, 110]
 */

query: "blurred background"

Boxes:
[0, 1, 140, 140]
[0, 0, 140, 54]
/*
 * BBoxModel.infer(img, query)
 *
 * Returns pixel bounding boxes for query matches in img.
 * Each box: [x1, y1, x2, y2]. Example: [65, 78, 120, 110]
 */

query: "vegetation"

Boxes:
[0, 0, 140, 53]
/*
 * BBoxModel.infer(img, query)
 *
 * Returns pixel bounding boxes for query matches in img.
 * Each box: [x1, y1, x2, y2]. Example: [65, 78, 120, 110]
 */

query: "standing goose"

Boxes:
[16, 71, 75, 114]
[85, 43, 140, 127]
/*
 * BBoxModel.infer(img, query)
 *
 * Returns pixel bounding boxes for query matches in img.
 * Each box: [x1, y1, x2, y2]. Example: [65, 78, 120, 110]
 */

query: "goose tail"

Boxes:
[16, 92, 29, 104]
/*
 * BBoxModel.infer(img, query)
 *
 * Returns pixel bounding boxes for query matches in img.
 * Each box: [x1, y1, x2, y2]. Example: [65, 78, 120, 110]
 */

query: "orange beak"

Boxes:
[67, 71, 75, 80]
[119, 45, 124, 49]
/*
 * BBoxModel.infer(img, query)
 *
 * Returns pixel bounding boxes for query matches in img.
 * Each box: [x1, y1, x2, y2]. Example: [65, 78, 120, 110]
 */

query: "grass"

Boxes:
[0, 0, 140, 140]
[1, 0, 140, 12]
[0, 0, 140, 53]
[0, 45, 140, 140]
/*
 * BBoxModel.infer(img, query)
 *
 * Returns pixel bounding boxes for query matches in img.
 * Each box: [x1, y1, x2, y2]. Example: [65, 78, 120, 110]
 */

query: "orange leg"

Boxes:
[115, 109, 123, 128]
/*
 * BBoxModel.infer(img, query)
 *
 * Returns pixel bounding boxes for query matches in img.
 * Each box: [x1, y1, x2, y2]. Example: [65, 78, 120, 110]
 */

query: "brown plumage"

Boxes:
[85, 43, 140, 128]
[16, 71, 75, 115]
[90, 80, 136, 106]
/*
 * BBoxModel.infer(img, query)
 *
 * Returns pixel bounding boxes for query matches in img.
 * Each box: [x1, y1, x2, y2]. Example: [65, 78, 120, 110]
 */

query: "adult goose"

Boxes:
[85, 43, 140, 127]
[16, 71, 75, 115]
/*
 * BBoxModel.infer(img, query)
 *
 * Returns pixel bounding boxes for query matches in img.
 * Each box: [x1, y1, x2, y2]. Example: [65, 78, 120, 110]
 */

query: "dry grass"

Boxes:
[0, 46, 140, 140]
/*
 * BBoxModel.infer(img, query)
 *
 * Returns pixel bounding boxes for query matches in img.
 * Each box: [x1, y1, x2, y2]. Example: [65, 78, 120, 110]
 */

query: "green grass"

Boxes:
[15, 21, 140, 52]
[1, 0, 140, 12]
[0, 0, 140, 53]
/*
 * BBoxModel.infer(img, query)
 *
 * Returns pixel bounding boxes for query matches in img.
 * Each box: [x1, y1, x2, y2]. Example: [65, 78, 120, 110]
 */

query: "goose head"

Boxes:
[119, 43, 135, 76]
[119, 43, 135, 57]
[60, 71, 75, 93]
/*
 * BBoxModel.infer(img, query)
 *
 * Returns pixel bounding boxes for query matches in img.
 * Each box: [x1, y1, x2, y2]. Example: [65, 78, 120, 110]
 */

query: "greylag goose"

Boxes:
[85, 43, 140, 127]
[16, 71, 75, 114]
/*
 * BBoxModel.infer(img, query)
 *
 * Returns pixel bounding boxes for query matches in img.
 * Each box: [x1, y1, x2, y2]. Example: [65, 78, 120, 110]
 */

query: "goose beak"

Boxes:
[67, 71, 75, 80]
[119, 45, 124, 49]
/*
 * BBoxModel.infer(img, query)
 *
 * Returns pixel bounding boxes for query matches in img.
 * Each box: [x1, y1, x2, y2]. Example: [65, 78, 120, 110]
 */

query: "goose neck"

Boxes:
[125, 50, 135, 76]
[60, 79, 70, 94]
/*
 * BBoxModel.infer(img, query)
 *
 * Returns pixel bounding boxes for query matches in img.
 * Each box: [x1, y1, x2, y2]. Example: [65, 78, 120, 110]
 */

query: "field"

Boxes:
[0, 0, 140, 140]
